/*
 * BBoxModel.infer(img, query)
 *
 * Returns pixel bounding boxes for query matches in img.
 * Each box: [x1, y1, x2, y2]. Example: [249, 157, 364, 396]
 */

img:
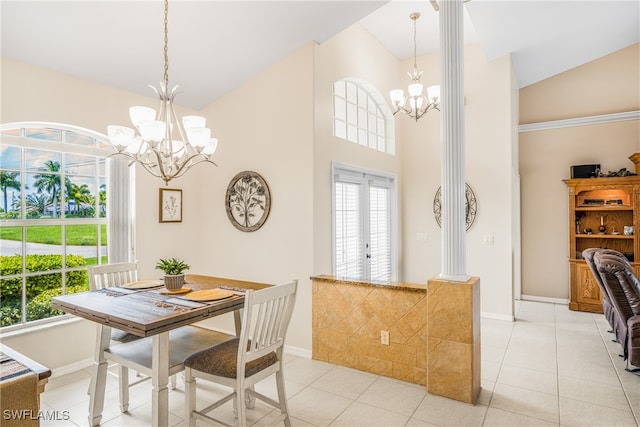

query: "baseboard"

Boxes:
[284, 344, 311, 359]
[51, 357, 93, 378]
[520, 294, 569, 305]
[481, 312, 514, 322]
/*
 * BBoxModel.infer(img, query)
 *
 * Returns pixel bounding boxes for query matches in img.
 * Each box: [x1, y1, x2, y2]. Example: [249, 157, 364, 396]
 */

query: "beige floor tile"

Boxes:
[483, 407, 558, 427]
[558, 375, 632, 411]
[330, 401, 409, 427]
[490, 383, 559, 424]
[356, 376, 426, 416]
[559, 397, 638, 427]
[497, 365, 558, 395]
[287, 385, 353, 426]
[310, 365, 378, 400]
[411, 393, 487, 426]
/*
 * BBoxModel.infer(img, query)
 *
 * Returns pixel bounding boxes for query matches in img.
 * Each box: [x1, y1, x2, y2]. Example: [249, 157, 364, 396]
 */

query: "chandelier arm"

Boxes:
[168, 93, 190, 151]
[167, 157, 218, 181]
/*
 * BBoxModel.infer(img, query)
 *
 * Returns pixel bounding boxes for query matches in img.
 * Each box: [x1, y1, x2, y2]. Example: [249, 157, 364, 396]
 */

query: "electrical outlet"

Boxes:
[380, 330, 390, 345]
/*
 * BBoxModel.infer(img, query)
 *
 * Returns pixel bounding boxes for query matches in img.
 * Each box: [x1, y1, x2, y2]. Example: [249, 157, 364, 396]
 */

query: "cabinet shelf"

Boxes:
[576, 206, 632, 211]
[575, 234, 634, 239]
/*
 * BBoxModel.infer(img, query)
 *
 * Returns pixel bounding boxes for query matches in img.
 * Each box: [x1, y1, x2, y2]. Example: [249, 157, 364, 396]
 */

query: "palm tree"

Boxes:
[33, 161, 61, 217]
[25, 193, 48, 217]
[68, 182, 91, 215]
[0, 171, 20, 213]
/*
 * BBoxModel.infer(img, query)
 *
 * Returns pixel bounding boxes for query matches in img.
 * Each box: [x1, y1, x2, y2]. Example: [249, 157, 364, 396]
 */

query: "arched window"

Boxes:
[0, 122, 132, 329]
[333, 78, 395, 155]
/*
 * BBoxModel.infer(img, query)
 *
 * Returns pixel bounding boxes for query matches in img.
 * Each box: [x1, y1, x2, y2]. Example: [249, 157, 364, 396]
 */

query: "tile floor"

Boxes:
[39, 301, 640, 426]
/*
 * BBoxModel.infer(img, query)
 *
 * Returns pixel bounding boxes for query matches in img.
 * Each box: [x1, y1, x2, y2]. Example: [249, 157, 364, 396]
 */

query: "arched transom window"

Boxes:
[333, 78, 395, 155]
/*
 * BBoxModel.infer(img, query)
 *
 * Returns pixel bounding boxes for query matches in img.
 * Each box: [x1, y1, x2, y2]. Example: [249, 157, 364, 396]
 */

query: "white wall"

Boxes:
[401, 45, 517, 319]
[181, 43, 316, 352]
[313, 24, 404, 279]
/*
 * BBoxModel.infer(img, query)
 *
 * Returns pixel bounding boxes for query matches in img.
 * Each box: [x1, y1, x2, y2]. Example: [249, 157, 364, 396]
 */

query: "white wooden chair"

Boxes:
[88, 262, 175, 411]
[183, 280, 298, 427]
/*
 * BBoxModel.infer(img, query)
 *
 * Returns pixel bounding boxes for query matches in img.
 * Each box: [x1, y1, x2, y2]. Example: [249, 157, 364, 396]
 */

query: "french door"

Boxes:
[333, 164, 396, 282]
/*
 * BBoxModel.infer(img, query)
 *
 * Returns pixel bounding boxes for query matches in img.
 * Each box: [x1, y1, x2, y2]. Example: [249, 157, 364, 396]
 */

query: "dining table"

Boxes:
[51, 274, 270, 427]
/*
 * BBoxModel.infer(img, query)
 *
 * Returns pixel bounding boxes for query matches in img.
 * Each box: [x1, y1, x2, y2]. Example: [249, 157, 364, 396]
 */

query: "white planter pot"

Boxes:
[164, 274, 185, 291]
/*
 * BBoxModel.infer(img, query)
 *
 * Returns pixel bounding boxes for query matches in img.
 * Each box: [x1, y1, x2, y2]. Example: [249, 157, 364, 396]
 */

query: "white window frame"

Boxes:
[333, 78, 395, 155]
[331, 162, 398, 282]
[0, 122, 133, 331]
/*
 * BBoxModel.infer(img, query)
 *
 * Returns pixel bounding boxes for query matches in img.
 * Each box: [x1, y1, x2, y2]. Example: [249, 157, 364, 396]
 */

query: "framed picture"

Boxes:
[225, 171, 271, 232]
[159, 188, 182, 223]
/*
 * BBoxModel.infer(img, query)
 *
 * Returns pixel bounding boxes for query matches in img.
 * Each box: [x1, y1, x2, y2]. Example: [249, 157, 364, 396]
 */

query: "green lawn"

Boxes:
[0, 224, 107, 246]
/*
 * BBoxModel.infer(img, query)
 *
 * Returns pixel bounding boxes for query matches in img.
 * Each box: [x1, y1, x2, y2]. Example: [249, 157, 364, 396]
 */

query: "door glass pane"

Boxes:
[335, 181, 362, 279]
[369, 185, 391, 282]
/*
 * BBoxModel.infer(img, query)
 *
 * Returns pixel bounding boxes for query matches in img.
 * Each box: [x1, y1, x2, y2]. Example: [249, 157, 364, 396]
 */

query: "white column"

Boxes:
[438, 0, 469, 282]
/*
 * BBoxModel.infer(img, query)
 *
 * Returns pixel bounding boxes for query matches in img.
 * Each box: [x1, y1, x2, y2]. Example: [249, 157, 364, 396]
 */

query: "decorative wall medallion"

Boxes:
[225, 171, 271, 232]
[433, 183, 477, 231]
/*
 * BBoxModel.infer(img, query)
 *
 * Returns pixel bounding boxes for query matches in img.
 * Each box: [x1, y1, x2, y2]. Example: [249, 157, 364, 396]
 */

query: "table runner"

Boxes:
[0, 352, 39, 426]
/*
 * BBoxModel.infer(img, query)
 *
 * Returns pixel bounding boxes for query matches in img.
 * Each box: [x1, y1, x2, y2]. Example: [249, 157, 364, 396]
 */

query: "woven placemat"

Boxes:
[122, 280, 162, 289]
[181, 289, 235, 301]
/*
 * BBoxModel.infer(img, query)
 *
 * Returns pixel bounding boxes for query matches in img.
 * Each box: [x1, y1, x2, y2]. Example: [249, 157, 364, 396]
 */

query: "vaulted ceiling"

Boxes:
[2, 1, 638, 110]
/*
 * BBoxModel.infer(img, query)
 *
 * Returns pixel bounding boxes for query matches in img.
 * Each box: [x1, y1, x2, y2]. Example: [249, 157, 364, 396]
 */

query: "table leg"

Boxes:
[151, 332, 169, 427]
[88, 324, 111, 427]
[233, 309, 242, 336]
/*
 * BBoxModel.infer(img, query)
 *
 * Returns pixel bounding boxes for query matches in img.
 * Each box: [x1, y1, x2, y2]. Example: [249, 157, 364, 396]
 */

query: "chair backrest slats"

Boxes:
[88, 262, 138, 291]
[239, 280, 297, 367]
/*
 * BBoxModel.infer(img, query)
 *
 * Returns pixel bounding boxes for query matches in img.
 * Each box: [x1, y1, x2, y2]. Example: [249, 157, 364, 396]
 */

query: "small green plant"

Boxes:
[155, 257, 190, 276]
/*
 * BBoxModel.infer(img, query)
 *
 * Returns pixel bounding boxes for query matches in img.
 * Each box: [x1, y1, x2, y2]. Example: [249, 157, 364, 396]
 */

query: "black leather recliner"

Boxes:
[583, 248, 624, 333]
[592, 249, 640, 374]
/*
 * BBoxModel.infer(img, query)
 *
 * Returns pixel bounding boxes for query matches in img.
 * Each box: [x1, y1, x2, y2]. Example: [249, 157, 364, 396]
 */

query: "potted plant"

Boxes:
[155, 257, 190, 291]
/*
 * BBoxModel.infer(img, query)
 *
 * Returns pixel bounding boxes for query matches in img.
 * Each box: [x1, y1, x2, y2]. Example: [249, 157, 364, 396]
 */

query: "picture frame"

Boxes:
[159, 188, 182, 223]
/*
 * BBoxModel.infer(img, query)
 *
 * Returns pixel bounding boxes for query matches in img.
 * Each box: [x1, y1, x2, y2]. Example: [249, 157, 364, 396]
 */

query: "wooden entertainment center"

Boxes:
[564, 175, 640, 313]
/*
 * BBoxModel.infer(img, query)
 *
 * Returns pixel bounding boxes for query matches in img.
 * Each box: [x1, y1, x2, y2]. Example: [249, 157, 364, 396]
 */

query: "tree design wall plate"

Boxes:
[433, 183, 477, 231]
[225, 171, 271, 232]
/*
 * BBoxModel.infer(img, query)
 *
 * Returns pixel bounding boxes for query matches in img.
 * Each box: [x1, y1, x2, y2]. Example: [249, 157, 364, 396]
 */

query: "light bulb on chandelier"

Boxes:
[389, 12, 440, 122]
[106, 0, 218, 185]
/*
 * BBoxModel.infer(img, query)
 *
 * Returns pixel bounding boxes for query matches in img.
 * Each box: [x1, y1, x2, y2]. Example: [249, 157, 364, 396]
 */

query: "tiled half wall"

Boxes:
[311, 276, 428, 385]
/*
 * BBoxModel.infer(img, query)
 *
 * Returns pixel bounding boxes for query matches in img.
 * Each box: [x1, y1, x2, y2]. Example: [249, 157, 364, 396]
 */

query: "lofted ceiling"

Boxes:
[1, 0, 638, 110]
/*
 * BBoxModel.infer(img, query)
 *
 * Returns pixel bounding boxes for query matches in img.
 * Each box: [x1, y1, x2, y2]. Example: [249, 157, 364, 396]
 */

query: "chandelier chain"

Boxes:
[413, 14, 418, 70]
[163, 0, 169, 86]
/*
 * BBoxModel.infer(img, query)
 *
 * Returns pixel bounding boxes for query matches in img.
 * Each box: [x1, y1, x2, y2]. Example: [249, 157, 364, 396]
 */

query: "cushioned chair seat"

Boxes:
[183, 338, 278, 379]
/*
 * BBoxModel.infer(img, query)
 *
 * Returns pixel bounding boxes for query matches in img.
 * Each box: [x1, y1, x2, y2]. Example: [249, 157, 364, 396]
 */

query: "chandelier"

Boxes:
[389, 12, 440, 122]
[107, 0, 218, 185]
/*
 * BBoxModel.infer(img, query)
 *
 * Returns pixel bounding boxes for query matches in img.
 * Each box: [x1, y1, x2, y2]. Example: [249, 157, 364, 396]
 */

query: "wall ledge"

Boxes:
[518, 110, 640, 133]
